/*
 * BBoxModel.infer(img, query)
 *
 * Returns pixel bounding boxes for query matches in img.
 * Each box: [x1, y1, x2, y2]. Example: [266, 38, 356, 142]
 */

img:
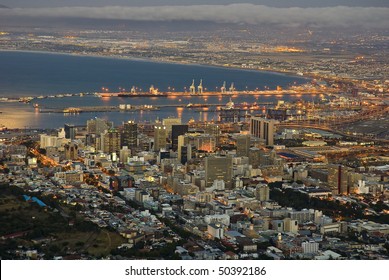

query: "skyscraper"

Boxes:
[205, 156, 233, 189]
[236, 135, 251, 157]
[204, 123, 220, 145]
[250, 117, 277, 146]
[154, 125, 167, 151]
[162, 117, 181, 134]
[177, 134, 190, 161]
[248, 147, 261, 168]
[101, 128, 121, 154]
[328, 164, 353, 195]
[64, 124, 76, 140]
[179, 144, 193, 164]
[87, 118, 113, 135]
[172, 124, 188, 151]
[255, 184, 270, 201]
[121, 121, 138, 149]
[119, 146, 131, 164]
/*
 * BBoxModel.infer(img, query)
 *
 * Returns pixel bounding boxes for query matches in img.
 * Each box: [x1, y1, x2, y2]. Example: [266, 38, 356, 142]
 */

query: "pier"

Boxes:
[37, 102, 275, 114]
[98, 89, 323, 98]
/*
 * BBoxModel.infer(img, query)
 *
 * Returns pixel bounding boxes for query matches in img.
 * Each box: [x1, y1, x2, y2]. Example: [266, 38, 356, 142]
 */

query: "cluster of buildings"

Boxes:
[1, 114, 389, 260]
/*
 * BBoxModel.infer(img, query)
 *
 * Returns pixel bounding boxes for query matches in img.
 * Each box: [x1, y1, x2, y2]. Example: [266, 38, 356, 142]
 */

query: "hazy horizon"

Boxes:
[0, 3, 388, 30]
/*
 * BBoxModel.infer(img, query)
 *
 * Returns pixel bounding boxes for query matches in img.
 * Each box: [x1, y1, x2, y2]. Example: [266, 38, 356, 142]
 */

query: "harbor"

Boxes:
[36, 101, 275, 114]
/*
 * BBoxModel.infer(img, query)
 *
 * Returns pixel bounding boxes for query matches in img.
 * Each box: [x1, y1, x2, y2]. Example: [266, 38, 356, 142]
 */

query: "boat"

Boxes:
[186, 103, 208, 108]
[117, 92, 168, 97]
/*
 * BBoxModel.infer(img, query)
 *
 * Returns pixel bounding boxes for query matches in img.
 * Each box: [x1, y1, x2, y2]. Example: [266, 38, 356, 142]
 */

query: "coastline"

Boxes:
[0, 48, 311, 81]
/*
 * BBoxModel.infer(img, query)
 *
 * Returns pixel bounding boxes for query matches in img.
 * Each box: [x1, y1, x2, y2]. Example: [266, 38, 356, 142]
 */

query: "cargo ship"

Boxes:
[117, 92, 168, 97]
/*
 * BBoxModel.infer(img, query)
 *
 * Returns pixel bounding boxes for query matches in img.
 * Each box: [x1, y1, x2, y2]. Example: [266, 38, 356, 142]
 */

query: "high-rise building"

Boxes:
[119, 146, 131, 164]
[85, 134, 95, 147]
[154, 125, 167, 151]
[255, 184, 270, 201]
[121, 121, 138, 149]
[248, 147, 261, 168]
[236, 135, 251, 157]
[179, 145, 193, 164]
[162, 117, 181, 134]
[171, 124, 188, 151]
[250, 117, 277, 146]
[328, 164, 352, 195]
[178, 134, 190, 161]
[205, 156, 233, 189]
[87, 118, 113, 135]
[40, 134, 60, 148]
[204, 124, 220, 145]
[101, 129, 121, 154]
[64, 124, 76, 140]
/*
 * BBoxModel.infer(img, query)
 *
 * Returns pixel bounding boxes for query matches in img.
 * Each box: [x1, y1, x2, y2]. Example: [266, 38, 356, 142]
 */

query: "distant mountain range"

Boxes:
[0, 4, 9, 9]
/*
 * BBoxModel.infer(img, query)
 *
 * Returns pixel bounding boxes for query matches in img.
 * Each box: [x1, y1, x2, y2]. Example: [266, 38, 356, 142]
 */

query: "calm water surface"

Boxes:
[0, 51, 311, 128]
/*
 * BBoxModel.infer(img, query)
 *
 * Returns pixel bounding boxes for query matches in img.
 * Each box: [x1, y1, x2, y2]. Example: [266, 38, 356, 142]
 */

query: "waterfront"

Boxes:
[0, 50, 308, 97]
[0, 51, 312, 129]
[0, 94, 319, 129]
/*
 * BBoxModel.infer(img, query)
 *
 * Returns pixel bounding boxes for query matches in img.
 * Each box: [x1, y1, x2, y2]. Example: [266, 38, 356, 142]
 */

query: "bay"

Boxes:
[0, 51, 311, 129]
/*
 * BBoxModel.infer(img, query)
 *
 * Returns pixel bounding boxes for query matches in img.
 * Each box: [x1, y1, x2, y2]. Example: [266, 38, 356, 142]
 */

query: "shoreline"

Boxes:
[0, 48, 311, 81]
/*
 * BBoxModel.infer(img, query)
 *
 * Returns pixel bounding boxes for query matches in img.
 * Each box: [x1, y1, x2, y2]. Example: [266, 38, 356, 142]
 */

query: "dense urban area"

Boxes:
[1, 20, 389, 261]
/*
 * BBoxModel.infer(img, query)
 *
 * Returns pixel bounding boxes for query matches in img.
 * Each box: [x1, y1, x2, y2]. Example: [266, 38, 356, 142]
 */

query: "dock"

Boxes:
[37, 102, 275, 114]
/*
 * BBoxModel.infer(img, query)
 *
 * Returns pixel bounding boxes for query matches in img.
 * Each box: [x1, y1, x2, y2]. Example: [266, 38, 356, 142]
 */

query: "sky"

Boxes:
[0, 1, 388, 29]
[1, 0, 389, 8]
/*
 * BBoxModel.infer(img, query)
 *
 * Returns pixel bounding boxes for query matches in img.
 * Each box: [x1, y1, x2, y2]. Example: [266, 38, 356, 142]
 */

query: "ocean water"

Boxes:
[0, 51, 311, 129]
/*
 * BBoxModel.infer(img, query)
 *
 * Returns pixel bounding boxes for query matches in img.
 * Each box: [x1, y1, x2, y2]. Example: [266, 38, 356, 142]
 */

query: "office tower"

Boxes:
[40, 134, 60, 148]
[171, 124, 188, 151]
[119, 146, 131, 164]
[162, 117, 181, 134]
[248, 147, 261, 168]
[87, 118, 113, 135]
[255, 184, 270, 201]
[177, 134, 190, 161]
[236, 135, 251, 157]
[101, 128, 121, 154]
[121, 121, 138, 149]
[64, 142, 78, 160]
[250, 117, 277, 146]
[204, 123, 220, 144]
[328, 164, 352, 195]
[85, 134, 95, 146]
[205, 156, 233, 189]
[64, 124, 76, 140]
[95, 136, 102, 152]
[260, 150, 273, 166]
[179, 145, 193, 164]
[154, 125, 167, 151]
